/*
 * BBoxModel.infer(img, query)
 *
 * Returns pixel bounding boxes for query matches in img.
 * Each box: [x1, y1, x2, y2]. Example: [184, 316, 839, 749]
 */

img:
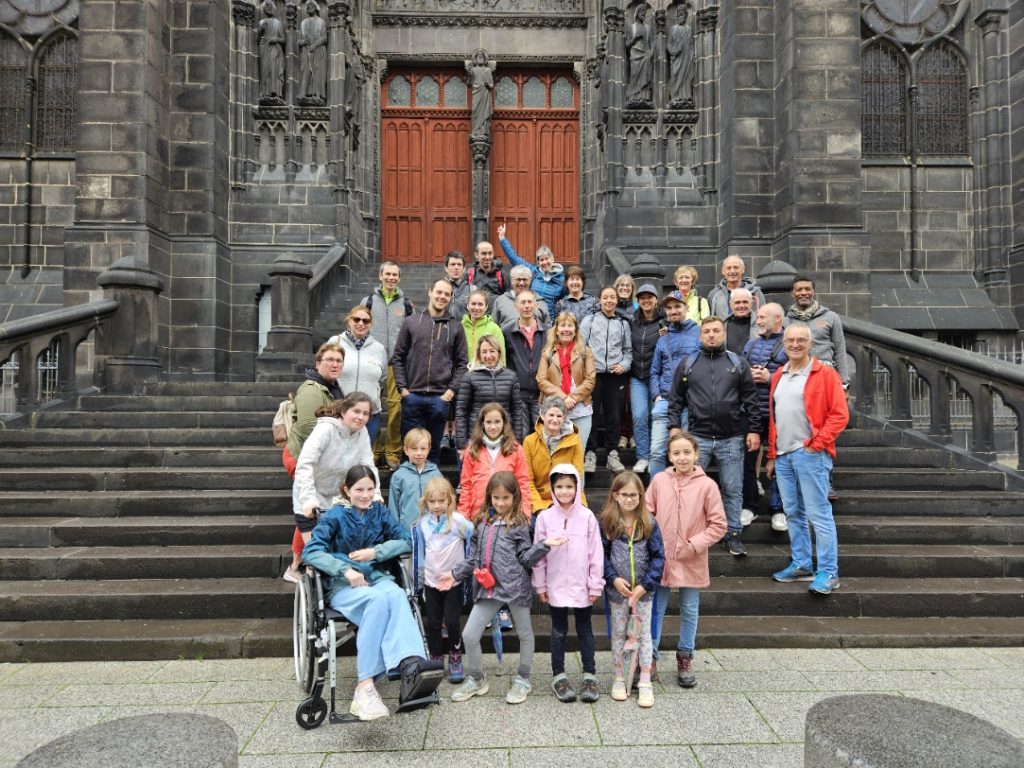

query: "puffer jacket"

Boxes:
[452, 517, 551, 606]
[666, 344, 762, 437]
[631, 309, 665, 384]
[302, 500, 411, 598]
[391, 311, 468, 395]
[706, 276, 766, 319]
[555, 292, 598, 322]
[741, 331, 788, 421]
[499, 237, 566, 319]
[537, 343, 597, 406]
[461, 314, 506, 365]
[457, 444, 532, 519]
[387, 460, 443, 529]
[285, 370, 342, 459]
[292, 416, 379, 515]
[580, 311, 632, 373]
[644, 465, 726, 589]
[325, 331, 388, 414]
[522, 419, 584, 512]
[602, 517, 666, 602]
[360, 286, 413, 356]
[649, 320, 700, 399]
[455, 365, 525, 447]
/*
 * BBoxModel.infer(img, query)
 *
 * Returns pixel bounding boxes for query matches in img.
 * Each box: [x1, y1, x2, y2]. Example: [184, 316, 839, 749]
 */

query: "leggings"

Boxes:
[609, 597, 654, 671]
[462, 599, 534, 681]
[550, 605, 595, 676]
[423, 584, 462, 658]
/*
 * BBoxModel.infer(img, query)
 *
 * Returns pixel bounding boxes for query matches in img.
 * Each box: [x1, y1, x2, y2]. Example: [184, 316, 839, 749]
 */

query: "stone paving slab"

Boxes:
[0, 648, 1021, 768]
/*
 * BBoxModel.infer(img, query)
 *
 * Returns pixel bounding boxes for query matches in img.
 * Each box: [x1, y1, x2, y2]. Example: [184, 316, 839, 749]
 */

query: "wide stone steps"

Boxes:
[0, 467, 292, 492]
[0, 447, 283, 468]
[0, 489, 290, 517]
[0, 427, 269, 446]
[30, 410, 270, 429]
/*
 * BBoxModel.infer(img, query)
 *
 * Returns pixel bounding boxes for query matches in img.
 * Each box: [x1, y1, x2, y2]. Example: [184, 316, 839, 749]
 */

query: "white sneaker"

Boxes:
[632, 458, 649, 474]
[618, 436, 629, 450]
[350, 683, 389, 721]
[583, 451, 597, 473]
[740, 508, 756, 527]
[607, 450, 625, 472]
[771, 512, 788, 532]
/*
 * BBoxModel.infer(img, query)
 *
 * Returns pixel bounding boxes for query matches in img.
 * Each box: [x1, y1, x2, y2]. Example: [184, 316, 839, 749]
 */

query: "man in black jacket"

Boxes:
[503, 290, 548, 429]
[668, 316, 762, 556]
[392, 279, 469, 463]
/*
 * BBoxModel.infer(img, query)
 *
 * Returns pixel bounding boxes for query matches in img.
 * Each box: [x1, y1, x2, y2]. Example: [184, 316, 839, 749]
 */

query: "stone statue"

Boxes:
[256, 0, 285, 104]
[298, 0, 328, 104]
[667, 5, 695, 108]
[467, 49, 495, 139]
[625, 4, 654, 108]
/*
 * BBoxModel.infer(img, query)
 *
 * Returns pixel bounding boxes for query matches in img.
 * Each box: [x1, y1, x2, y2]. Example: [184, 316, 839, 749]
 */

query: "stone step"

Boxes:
[143, 382, 295, 396]
[77, 395, 285, 411]
[0, 467, 292, 492]
[0, 447, 283, 468]
[0, 490, 290, 517]
[0, 516, 295, 548]
[830, 491, 1024, 517]
[30, 411, 270, 429]
[826, 468, 1006, 492]
[0, 427, 269, 446]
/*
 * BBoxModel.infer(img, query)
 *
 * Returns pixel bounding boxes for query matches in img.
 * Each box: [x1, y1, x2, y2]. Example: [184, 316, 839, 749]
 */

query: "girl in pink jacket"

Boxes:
[458, 403, 532, 520]
[532, 464, 605, 703]
[645, 431, 726, 689]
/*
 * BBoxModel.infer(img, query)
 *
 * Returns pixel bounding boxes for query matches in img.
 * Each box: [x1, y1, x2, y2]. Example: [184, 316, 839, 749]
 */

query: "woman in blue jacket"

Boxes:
[496, 223, 565, 319]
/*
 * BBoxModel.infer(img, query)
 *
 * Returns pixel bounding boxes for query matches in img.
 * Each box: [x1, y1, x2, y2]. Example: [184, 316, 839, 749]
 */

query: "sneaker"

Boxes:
[724, 531, 747, 557]
[579, 675, 599, 703]
[282, 565, 301, 584]
[771, 511, 788, 532]
[632, 458, 649, 473]
[551, 673, 577, 703]
[808, 571, 840, 596]
[497, 608, 514, 631]
[740, 508, 756, 527]
[676, 651, 696, 688]
[618, 436, 629, 450]
[583, 451, 597, 473]
[611, 677, 627, 701]
[451, 676, 489, 702]
[350, 684, 389, 720]
[448, 650, 464, 684]
[607, 450, 625, 472]
[637, 681, 654, 708]
[440, 434, 453, 451]
[506, 676, 532, 705]
[772, 562, 814, 583]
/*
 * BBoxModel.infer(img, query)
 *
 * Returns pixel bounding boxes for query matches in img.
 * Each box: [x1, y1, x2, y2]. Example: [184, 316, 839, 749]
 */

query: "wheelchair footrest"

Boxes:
[395, 689, 440, 714]
[329, 711, 362, 724]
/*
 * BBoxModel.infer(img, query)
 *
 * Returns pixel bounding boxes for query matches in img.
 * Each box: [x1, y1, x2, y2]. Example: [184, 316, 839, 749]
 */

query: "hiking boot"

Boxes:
[637, 681, 654, 708]
[808, 571, 840, 596]
[632, 458, 649, 474]
[447, 650, 464, 684]
[506, 676, 532, 705]
[771, 511, 788, 532]
[772, 562, 814, 583]
[611, 677, 627, 701]
[451, 676, 489, 702]
[583, 451, 597, 473]
[676, 651, 696, 688]
[350, 683, 389, 720]
[607, 450, 625, 472]
[551, 673, 577, 703]
[740, 508, 756, 527]
[724, 531, 747, 557]
[579, 675, 600, 703]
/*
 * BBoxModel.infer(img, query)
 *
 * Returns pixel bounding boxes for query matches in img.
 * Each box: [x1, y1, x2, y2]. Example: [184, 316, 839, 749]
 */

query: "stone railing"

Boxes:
[844, 315, 1024, 472]
[308, 242, 350, 324]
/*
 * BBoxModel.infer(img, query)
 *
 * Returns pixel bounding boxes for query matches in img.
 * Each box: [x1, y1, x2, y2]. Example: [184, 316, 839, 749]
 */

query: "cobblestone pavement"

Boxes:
[2, 648, 1022, 768]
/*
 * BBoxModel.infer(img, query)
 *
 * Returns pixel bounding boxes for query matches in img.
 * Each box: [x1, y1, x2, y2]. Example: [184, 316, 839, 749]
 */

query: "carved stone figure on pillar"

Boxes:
[257, 0, 286, 105]
[667, 4, 695, 108]
[467, 49, 495, 139]
[625, 4, 654, 109]
[298, 0, 328, 105]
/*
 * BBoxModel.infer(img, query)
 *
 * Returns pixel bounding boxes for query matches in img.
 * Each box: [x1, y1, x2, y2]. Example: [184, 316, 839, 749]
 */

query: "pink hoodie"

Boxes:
[532, 464, 605, 607]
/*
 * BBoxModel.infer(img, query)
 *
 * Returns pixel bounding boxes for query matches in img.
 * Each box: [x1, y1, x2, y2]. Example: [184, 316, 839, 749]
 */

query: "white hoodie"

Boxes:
[292, 416, 380, 515]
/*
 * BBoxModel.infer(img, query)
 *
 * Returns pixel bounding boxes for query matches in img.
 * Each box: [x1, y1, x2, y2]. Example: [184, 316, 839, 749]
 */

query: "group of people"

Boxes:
[279, 232, 851, 720]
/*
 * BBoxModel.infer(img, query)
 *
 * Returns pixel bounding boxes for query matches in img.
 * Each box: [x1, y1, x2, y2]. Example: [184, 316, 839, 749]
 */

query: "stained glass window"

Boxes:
[551, 77, 574, 108]
[496, 76, 517, 107]
[444, 76, 466, 107]
[415, 75, 439, 107]
[388, 75, 411, 106]
[523, 77, 545, 108]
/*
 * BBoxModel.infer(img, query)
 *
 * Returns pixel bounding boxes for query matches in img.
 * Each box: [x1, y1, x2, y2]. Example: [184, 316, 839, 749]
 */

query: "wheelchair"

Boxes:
[292, 555, 442, 729]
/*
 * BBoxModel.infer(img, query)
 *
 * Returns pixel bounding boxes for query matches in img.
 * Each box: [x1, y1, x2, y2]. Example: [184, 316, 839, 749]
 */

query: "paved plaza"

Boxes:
[1, 647, 1022, 767]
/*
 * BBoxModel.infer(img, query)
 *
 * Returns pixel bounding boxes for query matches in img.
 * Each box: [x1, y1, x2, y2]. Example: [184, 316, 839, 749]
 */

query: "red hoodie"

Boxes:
[767, 358, 849, 459]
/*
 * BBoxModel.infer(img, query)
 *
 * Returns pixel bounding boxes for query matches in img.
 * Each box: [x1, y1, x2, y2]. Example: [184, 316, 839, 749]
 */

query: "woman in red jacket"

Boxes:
[457, 403, 532, 520]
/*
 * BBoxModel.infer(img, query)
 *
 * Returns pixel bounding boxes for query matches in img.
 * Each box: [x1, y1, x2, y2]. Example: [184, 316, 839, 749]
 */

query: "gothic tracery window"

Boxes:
[916, 42, 967, 155]
[34, 31, 78, 153]
[862, 41, 907, 156]
[0, 31, 27, 153]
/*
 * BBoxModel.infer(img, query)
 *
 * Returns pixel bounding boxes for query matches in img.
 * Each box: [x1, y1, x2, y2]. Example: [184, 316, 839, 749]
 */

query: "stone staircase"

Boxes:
[1, 381, 1023, 661]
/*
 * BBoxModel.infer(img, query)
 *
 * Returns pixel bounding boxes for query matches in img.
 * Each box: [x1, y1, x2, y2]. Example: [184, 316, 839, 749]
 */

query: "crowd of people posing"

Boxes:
[279, 230, 851, 720]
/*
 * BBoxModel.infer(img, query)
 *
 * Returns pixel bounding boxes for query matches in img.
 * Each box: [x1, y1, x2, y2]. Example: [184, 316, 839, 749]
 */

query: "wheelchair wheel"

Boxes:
[295, 696, 328, 730]
[292, 572, 316, 693]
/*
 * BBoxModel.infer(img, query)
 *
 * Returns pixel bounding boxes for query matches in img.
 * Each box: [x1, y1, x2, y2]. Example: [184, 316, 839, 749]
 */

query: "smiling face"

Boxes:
[345, 476, 377, 510]
[556, 316, 577, 343]
[341, 401, 371, 432]
[615, 281, 633, 301]
[669, 436, 698, 475]
[663, 298, 685, 323]
[475, 242, 495, 270]
[600, 287, 618, 316]
[489, 485, 514, 517]
[615, 480, 642, 514]
[552, 475, 577, 507]
[784, 325, 812, 366]
[482, 409, 505, 440]
[537, 252, 554, 272]
[429, 280, 452, 313]
[379, 264, 401, 292]
[566, 274, 584, 296]
[638, 293, 658, 315]
[348, 310, 372, 339]
[511, 274, 532, 296]
[722, 256, 744, 287]
[792, 280, 815, 309]
[478, 339, 500, 368]
[542, 405, 565, 435]
[467, 293, 487, 320]
[675, 271, 694, 294]
[730, 293, 752, 318]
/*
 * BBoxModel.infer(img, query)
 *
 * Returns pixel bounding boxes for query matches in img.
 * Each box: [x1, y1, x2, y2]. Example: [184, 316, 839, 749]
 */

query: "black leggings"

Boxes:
[592, 371, 628, 453]
[423, 584, 463, 657]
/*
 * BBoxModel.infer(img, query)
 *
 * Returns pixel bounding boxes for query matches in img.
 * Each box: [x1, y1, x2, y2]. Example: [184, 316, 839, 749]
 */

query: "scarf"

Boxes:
[482, 433, 504, 451]
[344, 330, 366, 350]
[556, 343, 574, 395]
[789, 301, 819, 322]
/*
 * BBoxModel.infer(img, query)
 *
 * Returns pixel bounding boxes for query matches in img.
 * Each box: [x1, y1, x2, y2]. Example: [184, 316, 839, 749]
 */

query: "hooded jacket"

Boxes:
[391, 310, 469, 395]
[286, 369, 342, 459]
[630, 308, 665, 383]
[457, 443, 532, 519]
[555, 292, 598, 322]
[580, 310, 633, 373]
[706, 276, 767, 319]
[602, 515, 666, 602]
[491, 290, 551, 329]
[452, 514, 551, 606]
[293, 416, 379, 516]
[326, 331, 388, 415]
[447, 276, 472, 320]
[784, 303, 850, 384]
[649, 319, 700, 399]
[387, 460, 443, 529]
[523, 418, 584, 512]
[455, 365, 526, 447]
[360, 286, 413, 356]
[537, 342, 597, 406]
[531, 464, 605, 607]
[499, 237, 566, 319]
[460, 313, 506, 365]
[666, 344, 762, 437]
[645, 465, 726, 588]
[302, 500, 411, 597]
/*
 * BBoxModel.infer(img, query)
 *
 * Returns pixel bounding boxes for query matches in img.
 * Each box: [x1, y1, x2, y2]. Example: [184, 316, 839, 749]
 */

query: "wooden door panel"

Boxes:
[382, 119, 426, 261]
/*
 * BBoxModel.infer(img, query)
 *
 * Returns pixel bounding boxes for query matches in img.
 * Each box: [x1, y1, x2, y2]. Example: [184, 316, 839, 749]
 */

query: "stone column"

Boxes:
[231, 2, 256, 189]
[694, 4, 719, 199]
[600, 6, 626, 245]
[471, 139, 491, 248]
[256, 253, 313, 379]
[327, 1, 350, 188]
[1007, 0, 1024, 328]
[96, 257, 165, 394]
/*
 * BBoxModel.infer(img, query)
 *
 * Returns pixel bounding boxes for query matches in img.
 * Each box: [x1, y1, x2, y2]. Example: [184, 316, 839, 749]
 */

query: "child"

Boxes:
[601, 471, 665, 708]
[389, 429, 442, 529]
[438, 471, 564, 705]
[645, 431, 726, 689]
[411, 476, 473, 684]
[302, 465, 443, 720]
[457, 403, 531, 519]
[532, 464, 605, 703]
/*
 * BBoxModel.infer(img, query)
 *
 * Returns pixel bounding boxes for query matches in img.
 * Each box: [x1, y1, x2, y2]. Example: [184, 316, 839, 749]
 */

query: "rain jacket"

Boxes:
[523, 419, 584, 512]
[555, 292, 598, 321]
[293, 416, 379, 516]
[452, 514, 551, 606]
[649, 319, 700, 399]
[325, 331, 388, 415]
[706, 276, 767, 319]
[580, 311, 632, 373]
[387, 460, 443, 529]
[391, 310, 468, 395]
[457, 443, 532, 519]
[460, 313, 506, 365]
[499, 237, 566, 319]
[602, 516, 666, 603]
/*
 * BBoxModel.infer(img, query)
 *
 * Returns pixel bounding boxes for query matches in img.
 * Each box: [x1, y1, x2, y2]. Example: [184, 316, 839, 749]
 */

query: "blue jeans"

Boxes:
[401, 392, 449, 464]
[366, 413, 382, 446]
[629, 378, 652, 460]
[652, 586, 701, 658]
[774, 447, 838, 576]
[649, 399, 687, 477]
[695, 434, 745, 535]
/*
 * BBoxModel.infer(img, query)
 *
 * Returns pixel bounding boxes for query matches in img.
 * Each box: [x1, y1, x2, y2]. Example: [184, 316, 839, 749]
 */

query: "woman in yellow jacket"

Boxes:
[523, 396, 586, 513]
[537, 312, 597, 470]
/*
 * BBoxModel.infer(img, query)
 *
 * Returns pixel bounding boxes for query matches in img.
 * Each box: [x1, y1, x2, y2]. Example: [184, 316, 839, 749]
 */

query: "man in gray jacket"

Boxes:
[492, 266, 551, 328]
[784, 275, 849, 386]
[707, 255, 767, 319]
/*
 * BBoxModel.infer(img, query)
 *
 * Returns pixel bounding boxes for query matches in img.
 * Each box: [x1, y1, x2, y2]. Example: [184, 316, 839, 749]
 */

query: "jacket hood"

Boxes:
[462, 313, 497, 328]
[540, 263, 564, 280]
[671, 464, 709, 485]
[314, 415, 359, 438]
[548, 463, 585, 516]
[469, 360, 506, 372]
[715, 275, 758, 291]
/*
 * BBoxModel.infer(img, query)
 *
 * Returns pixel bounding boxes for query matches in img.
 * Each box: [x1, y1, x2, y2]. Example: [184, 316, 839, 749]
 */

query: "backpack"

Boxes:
[467, 265, 505, 291]
[364, 292, 414, 317]
[681, 348, 743, 380]
[272, 391, 296, 448]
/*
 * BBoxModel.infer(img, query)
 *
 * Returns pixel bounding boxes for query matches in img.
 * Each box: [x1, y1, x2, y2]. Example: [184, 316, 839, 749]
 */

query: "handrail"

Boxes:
[0, 299, 119, 416]
[308, 242, 349, 323]
[842, 314, 1024, 472]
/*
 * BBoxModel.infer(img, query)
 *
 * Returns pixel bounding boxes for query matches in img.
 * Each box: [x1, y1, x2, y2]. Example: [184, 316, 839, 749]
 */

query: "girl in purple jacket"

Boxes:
[532, 464, 606, 703]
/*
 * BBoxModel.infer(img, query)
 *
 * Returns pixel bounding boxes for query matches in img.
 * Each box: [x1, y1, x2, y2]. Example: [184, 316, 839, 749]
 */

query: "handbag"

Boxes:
[473, 523, 497, 589]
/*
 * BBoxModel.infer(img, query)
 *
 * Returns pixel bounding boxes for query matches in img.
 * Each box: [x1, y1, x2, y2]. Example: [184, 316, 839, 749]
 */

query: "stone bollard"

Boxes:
[15, 713, 237, 768]
[96, 256, 165, 394]
[805, 694, 1024, 768]
[256, 252, 313, 380]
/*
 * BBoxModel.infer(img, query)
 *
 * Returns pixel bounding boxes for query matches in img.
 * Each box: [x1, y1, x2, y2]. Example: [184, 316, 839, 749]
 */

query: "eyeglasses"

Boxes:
[351, 317, 371, 325]
[321, 357, 344, 365]
[616, 492, 640, 500]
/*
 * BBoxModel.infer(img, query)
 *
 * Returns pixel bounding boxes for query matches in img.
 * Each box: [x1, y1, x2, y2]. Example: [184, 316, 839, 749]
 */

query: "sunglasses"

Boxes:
[351, 317, 371, 324]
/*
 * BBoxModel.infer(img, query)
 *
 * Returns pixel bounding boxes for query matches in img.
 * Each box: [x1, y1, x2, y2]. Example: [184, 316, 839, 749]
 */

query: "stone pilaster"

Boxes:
[1008, 0, 1024, 329]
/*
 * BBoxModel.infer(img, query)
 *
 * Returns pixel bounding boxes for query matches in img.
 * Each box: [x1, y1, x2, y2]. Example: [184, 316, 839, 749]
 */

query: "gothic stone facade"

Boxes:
[0, 0, 1020, 379]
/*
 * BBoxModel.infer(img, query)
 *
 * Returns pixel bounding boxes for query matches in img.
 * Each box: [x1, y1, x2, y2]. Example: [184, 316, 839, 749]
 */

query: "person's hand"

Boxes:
[613, 577, 632, 599]
[765, 458, 775, 480]
[538, 591, 548, 604]
[751, 366, 770, 384]
[658, 325, 668, 337]
[610, 364, 625, 375]
[302, 503, 318, 519]
[746, 432, 761, 452]
[543, 535, 568, 547]
[440, 389, 455, 403]
[669, 427, 681, 439]
[400, 388, 411, 399]
[497, 223, 506, 240]
[348, 548, 375, 562]
[564, 396, 576, 410]
[628, 584, 647, 608]
[436, 573, 456, 591]
[345, 568, 367, 587]
[654, 395, 663, 402]
[589, 593, 599, 605]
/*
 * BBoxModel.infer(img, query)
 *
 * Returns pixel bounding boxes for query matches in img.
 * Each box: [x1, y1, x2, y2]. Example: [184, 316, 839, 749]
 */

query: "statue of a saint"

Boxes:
[667, 5, 695, 107]
[467, 49, 495, 139]
[625, 5, 654, 108]
[298, 1, 328, 104]
[256, 0, 285, 104]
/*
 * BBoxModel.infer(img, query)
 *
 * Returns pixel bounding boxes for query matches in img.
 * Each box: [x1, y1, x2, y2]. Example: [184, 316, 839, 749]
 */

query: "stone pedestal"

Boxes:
[95, 257, 165, 394]
[256, 252, 313, 379]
